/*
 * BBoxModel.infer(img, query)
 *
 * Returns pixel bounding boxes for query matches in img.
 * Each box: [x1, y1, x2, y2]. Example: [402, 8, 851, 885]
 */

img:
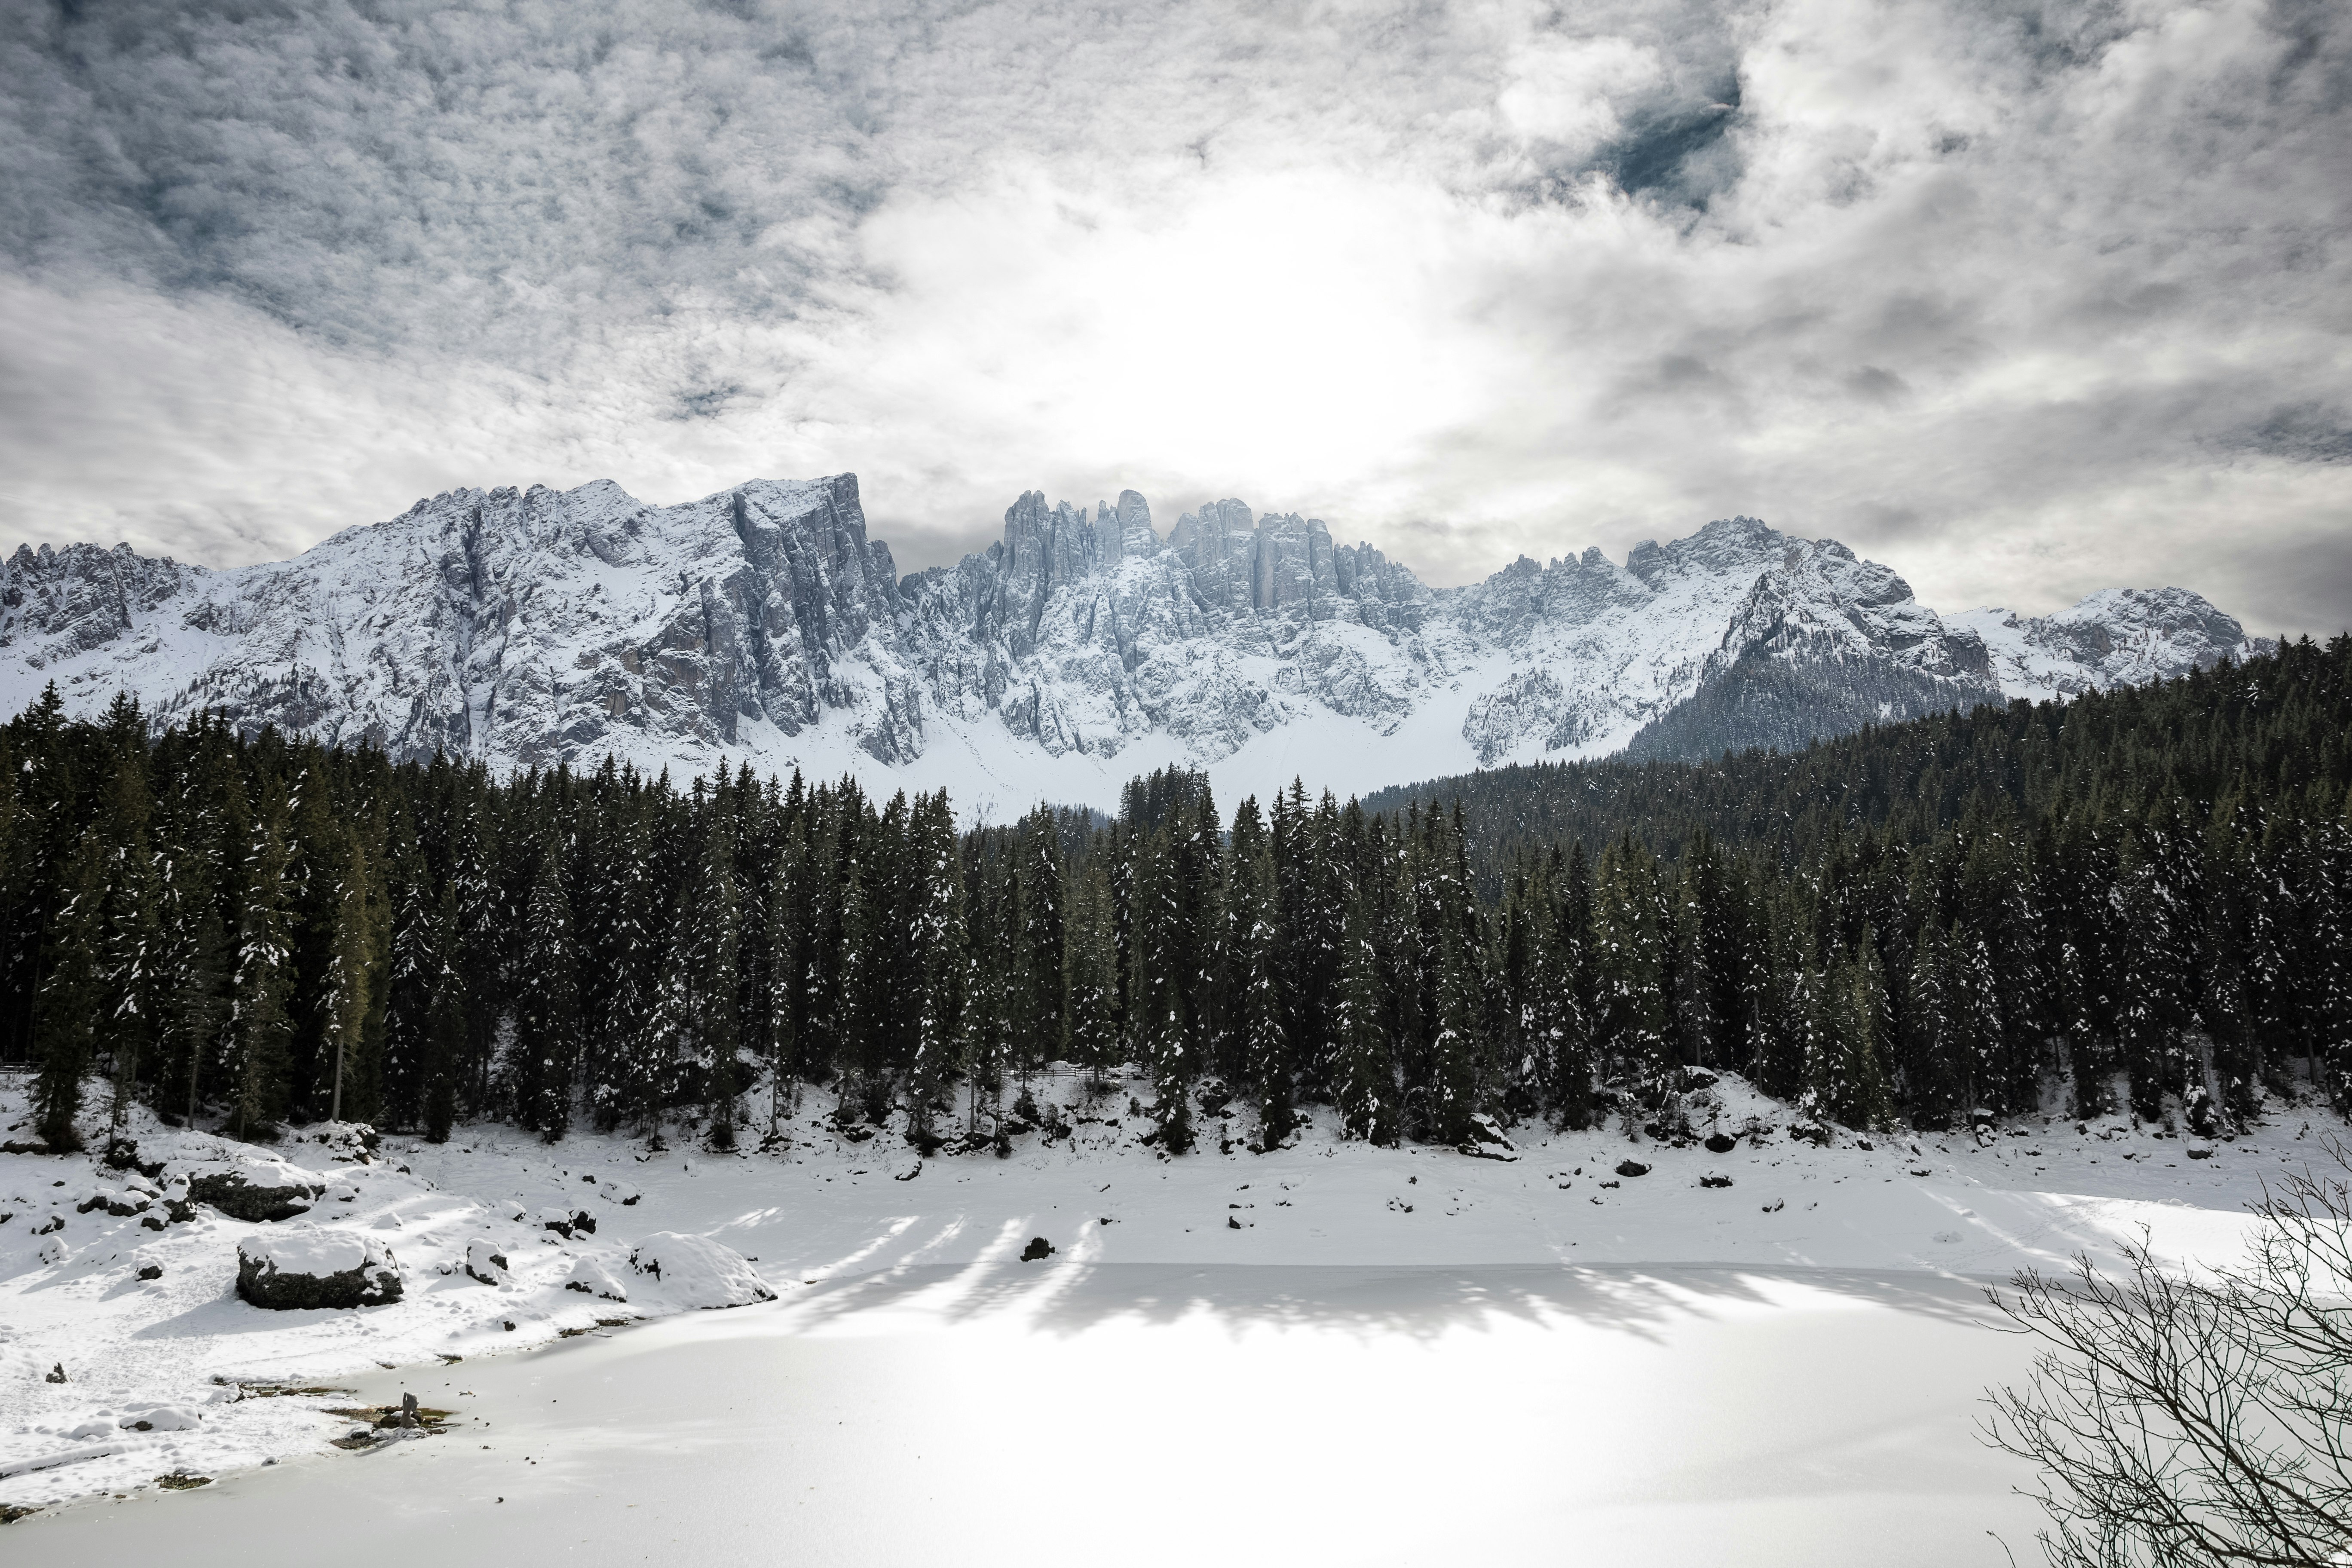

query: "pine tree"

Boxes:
[512, 835, 581, 1139]
[96, 760, 160, 1149]
[959, 844, 1011, 1139]
[446, 797, 501, 1116]
[283, 764, 347, 1120]
[1430, 910, 1484, 1145]
[227, 791, 296, 1139]
[682, 818, 744, 1148]
[322, 827, 383, 1126]
[2117, 828, 2190, 1124]
[903, 791, 965, 1152]
[1224, 798, 1288, 1139]
[1131, 826, 1194, 1149]
[33, 828, 107, 1149]
[593, 805, 662, 1134]
[1022, 808, 1067, 1073]
[1333, 890, 1395, 1144]
[761, 788, 808, 1138]
[379, 813, 439, 1131]
[1172, 788, 1221, 1073]
[423, 894, 467, 1144]
[1592, 836, 1671, 1091]
[1523, 865, 1591, 1126]
[1903, 916, 1960, 1124]
[1813, 934, 1895, 1131]
[1066, 859, 1120, 1093]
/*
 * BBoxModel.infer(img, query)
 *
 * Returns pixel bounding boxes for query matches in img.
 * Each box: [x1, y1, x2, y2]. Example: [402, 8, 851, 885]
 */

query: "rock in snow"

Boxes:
[464, 1239, 511, 1285]
[625, 1232, 774, 1309]
[1461, 1112, 1519, 1161]
[562, 1257, 630, 1302]
[177, 1155, 329, 1223]
[0, 478, 2269, 812]
[236, 1227, 403, 1310]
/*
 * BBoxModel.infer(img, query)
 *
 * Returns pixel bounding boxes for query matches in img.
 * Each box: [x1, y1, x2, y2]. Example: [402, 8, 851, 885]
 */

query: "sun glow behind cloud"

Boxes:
[0, 0, 2344, 628]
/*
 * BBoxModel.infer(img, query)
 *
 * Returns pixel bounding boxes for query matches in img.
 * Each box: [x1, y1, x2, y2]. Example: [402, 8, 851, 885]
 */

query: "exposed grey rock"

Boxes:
[185, 1169, 323, 1223]
[0, 479, 2265, 807]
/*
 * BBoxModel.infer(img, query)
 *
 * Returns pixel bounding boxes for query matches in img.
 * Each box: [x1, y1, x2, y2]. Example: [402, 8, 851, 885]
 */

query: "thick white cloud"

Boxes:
[0, 0, 2344, 632]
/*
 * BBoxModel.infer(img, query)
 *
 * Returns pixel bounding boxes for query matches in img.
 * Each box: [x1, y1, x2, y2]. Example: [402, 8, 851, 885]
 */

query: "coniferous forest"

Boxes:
[4, 636, 2349, 1159]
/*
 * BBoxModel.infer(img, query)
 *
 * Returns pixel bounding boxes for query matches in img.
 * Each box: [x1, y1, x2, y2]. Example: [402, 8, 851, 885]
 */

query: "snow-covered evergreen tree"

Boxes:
[1333, 889, 1394, 1145]
[227, 789, 296, 1140]
[511, 834, 580, 1139]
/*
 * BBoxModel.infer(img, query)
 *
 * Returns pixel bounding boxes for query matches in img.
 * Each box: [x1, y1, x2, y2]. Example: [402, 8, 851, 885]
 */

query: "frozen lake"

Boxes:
[14, 1259, 2045, 1566]
[14, 1071, 2294, 1563]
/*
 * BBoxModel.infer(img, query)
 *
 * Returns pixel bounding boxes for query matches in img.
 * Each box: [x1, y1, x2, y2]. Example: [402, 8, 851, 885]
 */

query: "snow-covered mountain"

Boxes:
[1949, 589, 2269, 705]
[0, 475, 2269, 817]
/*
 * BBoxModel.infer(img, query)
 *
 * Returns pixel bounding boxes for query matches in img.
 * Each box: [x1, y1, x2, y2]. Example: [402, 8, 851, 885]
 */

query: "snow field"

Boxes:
[3, 1065, 2340, 1563]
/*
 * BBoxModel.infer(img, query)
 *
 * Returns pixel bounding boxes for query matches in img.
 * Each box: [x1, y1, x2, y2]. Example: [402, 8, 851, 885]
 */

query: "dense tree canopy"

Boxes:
[5, 636, 2348, 1154]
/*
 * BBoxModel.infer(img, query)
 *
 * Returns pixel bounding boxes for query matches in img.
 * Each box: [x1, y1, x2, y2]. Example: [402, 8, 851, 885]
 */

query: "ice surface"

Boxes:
[2, 1071, 2334, 1564]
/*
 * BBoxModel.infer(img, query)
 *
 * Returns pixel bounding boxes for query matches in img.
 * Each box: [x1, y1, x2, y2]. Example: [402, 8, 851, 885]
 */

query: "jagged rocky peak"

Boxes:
[0, 474, 2270, 812]
[1, 539, 202, 658]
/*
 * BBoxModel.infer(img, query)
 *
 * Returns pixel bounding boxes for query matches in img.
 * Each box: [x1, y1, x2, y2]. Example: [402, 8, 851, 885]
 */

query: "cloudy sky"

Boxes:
[1, 0, 2346, 631]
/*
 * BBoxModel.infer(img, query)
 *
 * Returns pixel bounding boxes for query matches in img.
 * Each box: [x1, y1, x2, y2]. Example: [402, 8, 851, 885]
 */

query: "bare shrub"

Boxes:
[1983, 1140, 2352, 1566]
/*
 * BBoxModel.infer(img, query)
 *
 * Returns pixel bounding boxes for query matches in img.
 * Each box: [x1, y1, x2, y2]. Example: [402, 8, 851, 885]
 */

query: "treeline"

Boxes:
[1363, 639, 2352, 894]
[3, 636, 2349, 1157]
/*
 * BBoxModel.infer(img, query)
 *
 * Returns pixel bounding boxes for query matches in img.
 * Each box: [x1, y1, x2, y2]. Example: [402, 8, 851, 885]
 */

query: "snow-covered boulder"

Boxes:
[235, 1227, 402, 1309]
[116, 1404, 202, 1433]
[298, 1121, 380, 1163]
[625, 1233, 773, 1309]
[563, 1257, 629, 1302]
[74, 1185, 150, 1217]
[179, 1154, 328, 1222]
[464, 1239, 510, 1285]
[1460, 1113, 1518, 1162]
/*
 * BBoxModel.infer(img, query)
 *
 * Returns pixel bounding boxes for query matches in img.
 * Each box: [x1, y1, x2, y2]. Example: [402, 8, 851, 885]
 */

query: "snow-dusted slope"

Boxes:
[1953, 588, 2272, 705]
[0, 478, 2265, 813]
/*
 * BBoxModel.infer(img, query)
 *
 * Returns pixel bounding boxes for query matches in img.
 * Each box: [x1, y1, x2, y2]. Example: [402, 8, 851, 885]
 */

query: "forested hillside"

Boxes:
[5, 637, 2348, 1159]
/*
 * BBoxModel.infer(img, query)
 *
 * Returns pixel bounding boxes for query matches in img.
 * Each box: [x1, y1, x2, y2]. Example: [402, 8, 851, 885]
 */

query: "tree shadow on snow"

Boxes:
[769, 1258, 2004, 1345]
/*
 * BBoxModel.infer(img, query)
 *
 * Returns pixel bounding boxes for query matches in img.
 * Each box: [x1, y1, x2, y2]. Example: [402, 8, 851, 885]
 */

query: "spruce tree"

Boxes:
[903, 791, 964, 1152]
[33, 828, 107, 1149]
[684, 819, 744, 1147]
[1022, 808, 1067, 1072]
[1593, 836, 1671, 1090]
[1333, 890, 1395, 1144]
[1903, 917, 1960, 1125]
[1066, 858, 1121, 1093]
[322, 827, 382, 1126]
[1430, 912, 1484, 1145]
[227, 791, 296, 1140]
[512, 835, 581, 1139]
[379, 814, 439, 1131]
[1225, 798, 1288, 1139]
[423, 900, 466, 1144]
[1132, 827, 1194, 1150]
[96, 761, 160, 1149]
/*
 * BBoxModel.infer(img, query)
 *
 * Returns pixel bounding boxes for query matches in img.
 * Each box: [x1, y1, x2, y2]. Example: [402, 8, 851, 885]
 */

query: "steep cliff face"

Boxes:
[0, 476, 2269, 814]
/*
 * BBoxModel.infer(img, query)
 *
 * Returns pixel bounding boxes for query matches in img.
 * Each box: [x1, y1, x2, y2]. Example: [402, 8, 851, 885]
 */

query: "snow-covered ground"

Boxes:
[3, 1069, 2339, 1563]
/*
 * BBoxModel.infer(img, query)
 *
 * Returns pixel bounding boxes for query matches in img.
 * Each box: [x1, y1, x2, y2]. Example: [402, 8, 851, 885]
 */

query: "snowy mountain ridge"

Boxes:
[0, 475, 2268, 816]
